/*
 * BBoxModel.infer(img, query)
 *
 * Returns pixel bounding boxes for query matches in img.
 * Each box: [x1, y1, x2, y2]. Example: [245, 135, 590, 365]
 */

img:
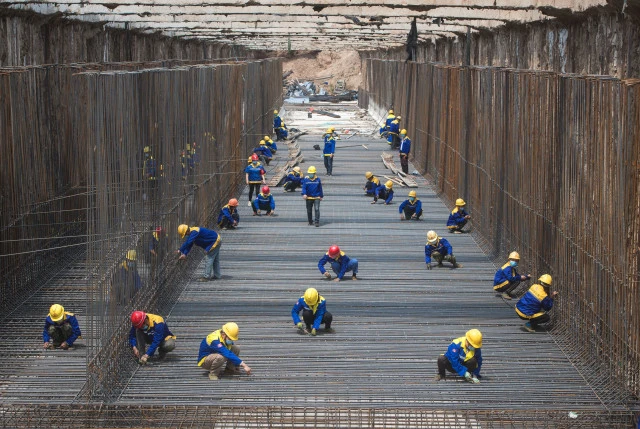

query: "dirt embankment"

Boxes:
[282, 50, 362, 91]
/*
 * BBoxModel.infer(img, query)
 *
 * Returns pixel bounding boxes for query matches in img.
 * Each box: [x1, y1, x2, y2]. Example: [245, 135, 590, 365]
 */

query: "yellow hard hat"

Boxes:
[400, 129, 407, 135]
[307, 166, 317, 174]
[329, 126, 335, 132]
[539, 274, 552, 286]
[260, 140, 266, 145]
[222, 322, 239, 341]
[186, 144, 191, 151]
[396, 116, 402, 120]
[49, 304, 65, 322]
[385, 180, 393, 188]
[508, 251, 520, 260]
[126, 250, 137, 261]
[326, 128, 333, 134]
[143, 146, 150, 153]
[456, 198, 466, 206]
[264, 135, 270, 141]
[293, 166, 301, 173]
[466, 329, 483, 348]
[427, 230, 438, 244]
[408, 190, 417, 198]
[273, 110, 278, 114]
[365, 171, 373, 179]
[178, 224, 189, 239]
[303, 288, 319, 306]
[388, 109, 394, 114]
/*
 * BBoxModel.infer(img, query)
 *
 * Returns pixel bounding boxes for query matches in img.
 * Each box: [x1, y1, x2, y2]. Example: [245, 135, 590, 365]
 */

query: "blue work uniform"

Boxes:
[399, 137, 411, 156]
[443, 336, 482, 377]
[291, 296, 328, 330]
[245, 162, 265, 183]
[179, 227, 221, 255]
[399, 198, 422, 218]
[284, 170, 304, 191]
[447, 207, 469, 230]
[380, 114, 395, 135]
[365, 176, 380, 195]
[374, 184, 394, 204]
[253, 192, 275, 212]
[253, 145, 273, 159]
[128, 313, 175, 357]
[494, 262, 523, 291]
[217, 205, 239, 227]
[516, 284, 554, 319]
[302, 176, 324, 199]
[424, 238, 453, 264]
[266, 139, 277, 153]
[197, 329, 242, 367]
[318, 251, 358, 280]
[323, 137, 336, 175]
[43, 313, 82, 346]
[387, 119, 400, 145]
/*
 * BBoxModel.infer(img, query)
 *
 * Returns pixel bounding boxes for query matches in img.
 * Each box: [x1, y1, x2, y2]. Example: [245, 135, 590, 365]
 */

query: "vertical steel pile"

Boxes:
[361, 59, 640, 407]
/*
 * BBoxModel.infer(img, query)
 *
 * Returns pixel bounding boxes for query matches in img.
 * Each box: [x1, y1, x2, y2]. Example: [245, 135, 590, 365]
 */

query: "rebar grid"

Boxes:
[360, 60, 640, 409]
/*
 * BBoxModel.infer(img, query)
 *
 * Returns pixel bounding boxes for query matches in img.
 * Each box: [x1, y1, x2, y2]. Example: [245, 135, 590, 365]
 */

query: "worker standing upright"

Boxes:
[217, 198, 240, 230]
[301, 166, 324, 227]
[398, 190, 422, 220]
[318, 245, 358, 281]
[129, 310, 176, 364]
[398, 129, 411, 174]
[515, 274, 558, 332]
[291, 288, 334, 336]
[323, 132, 336, 176]
[435, 329, 483, 383]
[253, 186, 276, 216]
[372, 180, 394, 205]
[493, 251, 531, 299]
[43, 304, 82, 350]
[197, 322, 252, 381]
[245, 154, 266, 207]
[177, 224, 222, 281]
[113, 250, 142, 305]
[363, 171, 380, 196]
[447, 198, 471, 233]
[283, 166, 304, 192]
[425, 230, 461, 269]
[387, 116, 401, 149]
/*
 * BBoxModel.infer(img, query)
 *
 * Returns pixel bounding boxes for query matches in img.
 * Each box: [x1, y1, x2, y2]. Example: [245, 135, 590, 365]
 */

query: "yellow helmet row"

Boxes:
[455, 198, 466, 206]
[178, 224, 189, 239]
[408, 190, 417, 198]
[508, 251, 520, 260]
[304, 288, 319, 306]
[126, 250, 137, 261]
[539, 274, 552, 286]
[259, 140, 266, 145]
[365, 171, 373, 179]
[222, 322, 239, 341]
[426, 230, 439, 243]
[293, 166, 301, 173]
[385, 180, 393, 188]
[400, 129, 407, 135]
[49, 304, 65, 322]
[308, 166, 317, 174]
[466, 329, 483, 348]
[273, 110, 278, 114]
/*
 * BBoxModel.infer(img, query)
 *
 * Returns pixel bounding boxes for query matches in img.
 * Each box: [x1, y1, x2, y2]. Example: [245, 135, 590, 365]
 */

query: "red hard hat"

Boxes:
[154, 226, 163, 233]
[328, 245, 340, 258]
[131, 311, 146, 328]
[262, 185, 270, 194]
[251, 153, 259, 161]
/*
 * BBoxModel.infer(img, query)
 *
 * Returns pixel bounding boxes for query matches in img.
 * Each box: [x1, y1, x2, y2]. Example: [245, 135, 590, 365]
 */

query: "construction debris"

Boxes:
[381, 152, 418, 187]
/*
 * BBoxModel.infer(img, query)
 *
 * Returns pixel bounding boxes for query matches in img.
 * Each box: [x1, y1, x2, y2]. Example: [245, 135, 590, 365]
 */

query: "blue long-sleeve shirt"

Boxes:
[284, 171, 303, 186]
[323, 138, 335, 156]
[444, 336, 482, 377]
[217, 205, 239, 225]
[516, 284, 554, 317]
[388, 120, 400, 135]
[375, 185, 394, 204]
[493, 262, 522, 288]
[253, 146, 273, 158]
[447, 207, 469, 227]
[318, 252, 351, 279]
[245, 163, 265, 183]
[43, 313, 81, 345]
[291, 296, 327, 330]
[399, 137, 411, 155]
[424, 238, 453, 264]
[384, 115, 395, 130]
[302, 177, 323, 199]
[274, 116, 283, 129]
[179, 227, 221, 255]
[253, 193, 275, 211]
[266, 140, 277, 152]
[197, 329, 242, 367]
[128, 313, 174, 357]
[398, 198, 421, 213]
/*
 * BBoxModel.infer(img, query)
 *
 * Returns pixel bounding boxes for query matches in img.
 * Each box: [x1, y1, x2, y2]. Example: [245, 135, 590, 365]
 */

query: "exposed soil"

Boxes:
[282, 50, 362, 91]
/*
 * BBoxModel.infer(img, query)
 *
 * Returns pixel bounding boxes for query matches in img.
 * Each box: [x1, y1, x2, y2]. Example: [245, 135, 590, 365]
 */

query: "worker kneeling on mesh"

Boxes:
[197, 322, 252, 381]
[129, 311, 176, 364]
[253, 185, 275, 216]
[425, 230, 461, 269]
[515, 274, 558, 333]
[217, 198, 240, 230]
[318, 245, 358, 281]
[43, 304, 82, 350]
[283, 166, 303, 192]
[436, 329, 483, 383]
[398, 190, 423, 220]
[493, 251, 531, 300]
[372, 180, 394, 205]
[447, 198, 471, 233]
[291, 288, 334, 336]
[363, 171, 380, 196]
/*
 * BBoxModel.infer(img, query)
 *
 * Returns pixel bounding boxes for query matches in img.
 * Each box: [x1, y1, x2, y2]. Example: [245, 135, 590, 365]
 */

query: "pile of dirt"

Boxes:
[282, 50, 362, 92]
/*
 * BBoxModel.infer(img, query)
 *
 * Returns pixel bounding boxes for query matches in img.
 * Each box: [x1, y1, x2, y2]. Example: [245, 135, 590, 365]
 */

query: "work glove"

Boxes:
[311, 328, 317, 336]
[323, 272, 332, 279]
[426, 264, 432, 270]
[296, 322, 304, 330]
[139, 354, 149, 365]
[60, 342, 69, 350]
[471, 376, 480, 384]
[464, 371, 472, 381]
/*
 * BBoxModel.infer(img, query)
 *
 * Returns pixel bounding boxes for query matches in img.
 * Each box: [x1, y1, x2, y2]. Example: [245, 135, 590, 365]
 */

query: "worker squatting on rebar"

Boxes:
[292, 288, 334, 336]
[318, 245, 358, 281]
[435, 329, 483, 383]
[322, 127, 337, 176]
[217, 199, 240, 230]
[425, 230, 462, 270]
[302, 166, 324, 227]
[245, 154, 266, 207]
[372, 180, 394, 205]
[264, 135, 277, 154]
[398, 129, 411, 174]
[493, 251, 531, 300]
[273, 110, 288, 141]
[197, 322, 252, 381]
[515, 274, 558, 333]
[43, 304, 82, 350]
[177, 224, 222, 282]
[253, 186, 276, 216]
[112, 250, 142, 306]
[283, 166, 303, 192]
[129, 311, 176, 365]
[447, 198, 471, 233]
[363, 171, 380, 196]
[252, 140, 273, 166]
[398, 190, 423, 220]
[379, 109, 395, 137]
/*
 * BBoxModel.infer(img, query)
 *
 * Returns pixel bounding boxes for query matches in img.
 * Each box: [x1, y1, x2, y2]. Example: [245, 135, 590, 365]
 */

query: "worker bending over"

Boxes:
[379, 109, 395, 136]
[198, 322, 252, 381]
[302, 166, 324, 227]
[283, 166, 304, 192]
[363, 171, 380, 196]
[291, 288, 334, 336]
[177, 224, 222, 281]
[252, 140, 273, 166]
[425, 230, 461, 269]
[515, 274, 558, 333]
[129, 310, 176, 364]
[372, 180, 394, 205]
[399, 190, 422, 220]
[217, 198, 240, 230]
[318, 245, 358, 281]
[264, 135, 277, 154]
[493, 251, 531, 299]
[436, 329, 483, 383]
[447, 198, 471, 233]
[253, 186, 275, 216]
[43, 304, 81, 350]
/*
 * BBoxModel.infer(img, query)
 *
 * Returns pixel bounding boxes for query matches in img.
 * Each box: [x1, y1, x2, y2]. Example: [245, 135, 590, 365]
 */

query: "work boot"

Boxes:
[308, 222, 313, 226]
[197, 277, 211, 282]
[437, 262, 444, 267]
[208, 373, 219, 381]
[434, 374, 445, 381]
[325, 327, 335, 333]
[351, 274, 358, 280]
[501, 292, 512, 300]
[453, 263, 463, 268]
[523, 322, 535, 333]
[453, 230, 463, 234]
[315, 220, 319, 227]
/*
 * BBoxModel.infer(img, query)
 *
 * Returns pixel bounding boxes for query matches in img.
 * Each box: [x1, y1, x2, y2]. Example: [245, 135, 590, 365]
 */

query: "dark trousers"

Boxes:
[449, 220, 468, 232]
[306, 198, 320, 223]
[402, 207, 423, 220]
[302, 309, 332, 330]
[390, 134, 400, 149]
[254, 202, 272, 214]
[218, 213, 239, 229]
[284, 181, 300, 192]
[323, 156, 333, 175]
[135, 329, 176, 356]
[400, 154, 409, 174]
[248, 183, 261, 201]
[47, 324, 73, 346]
[495, 280, 521, 295]
[374, 189, 389, 203]
[365, 181, 376, 195]
[517, 312, 551, 327]
[437, 355, 478, 378]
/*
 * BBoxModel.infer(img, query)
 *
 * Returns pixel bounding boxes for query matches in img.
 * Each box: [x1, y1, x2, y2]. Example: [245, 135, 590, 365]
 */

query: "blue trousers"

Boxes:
[203, 245, 221, 279]
[331, 259, 358, 278]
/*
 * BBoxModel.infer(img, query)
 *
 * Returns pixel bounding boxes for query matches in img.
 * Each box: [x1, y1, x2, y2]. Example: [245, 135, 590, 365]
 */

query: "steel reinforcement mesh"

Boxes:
[361, 59, 640, 413]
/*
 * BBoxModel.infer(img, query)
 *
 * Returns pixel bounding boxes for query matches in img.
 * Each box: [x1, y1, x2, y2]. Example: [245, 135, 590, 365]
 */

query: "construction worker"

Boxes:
[398, 129, 411, 174]
[273, 110, 288, 141]
[113, 250, 142, 305]
[493, 251, 531, 299]
[252, 140, 273, 166]
[387, 116, 401, 149]
[245, 154, 266, 206]
[253, 186, 275, 216]
[447, 198, 471, 233]
[264, 135, 277, 154]
[318, 245, 358, 281]
[363, 171, 380, 196]
[149, 227, 167, 281]
[197, 322, 252, 381]
[43, 304, 82, 350]
[143, 146, 158, 199]
[398, 190, 422, 220]
[436, 329, 483, 383]
[515, 274, 558, 333]
[301, 166, 324, 227]
[283, 166, 303, 192]
[380, 109, 395, 136]
[372, 180, 394, 205]
[323, 132, 336, 176]
[425, 230, 461, 269]
[177, 224, 221, 281]
[291, 287, 333, 336]
[217, 198, 240, 229]
[129, 310, 176, 364]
